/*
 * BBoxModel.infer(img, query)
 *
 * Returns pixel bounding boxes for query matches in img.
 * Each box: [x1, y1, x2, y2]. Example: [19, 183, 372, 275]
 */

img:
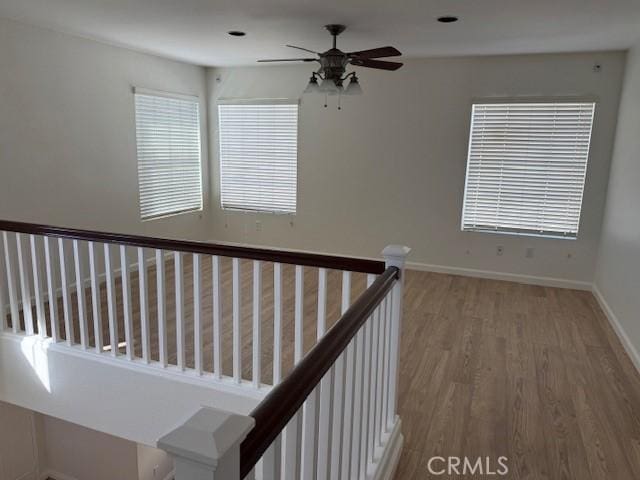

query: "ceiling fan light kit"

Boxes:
[258, 24, 402, 108]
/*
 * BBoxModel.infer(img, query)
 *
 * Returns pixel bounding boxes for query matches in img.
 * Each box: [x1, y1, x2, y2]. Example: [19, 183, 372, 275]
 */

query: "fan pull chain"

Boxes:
[338, 94, 342, 110]
[324, 93, 328, 108]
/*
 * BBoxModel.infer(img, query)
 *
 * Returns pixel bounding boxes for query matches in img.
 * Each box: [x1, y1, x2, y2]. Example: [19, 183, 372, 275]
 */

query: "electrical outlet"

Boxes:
[256, 220, 262, 232]
[525, 247, 534, 258]
[496, 245, 504, 256]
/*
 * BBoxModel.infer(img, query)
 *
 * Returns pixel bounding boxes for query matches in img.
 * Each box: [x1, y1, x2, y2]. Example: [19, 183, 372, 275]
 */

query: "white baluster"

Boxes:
[315, 268, 331, 480]
[29, 235, 46, 337]
[282, 410, 301, 479]
[341, 339, 356, 479]
[156, 249, 167, 367]
[360, 317, 373, 476]
[212, 256, 222, 379]
[382, 245, 410, 430]
[329, 353, 345, 478]
[341, 271, 351, 313]
[374, 298, 386, 449]
[59, 239, 74, 345]
[350, 328, 365, 479]
[360, 274, 375, 475]
[232, 257, 241, 383]
[104, 243, 117, 356]
[3, 232, 19, 333]
[16, 233, 34, 335]
[381, 295, 392, 435]
[273, 263, 282, 384]
[88, 242, 103, 353]
[252, 260, 262, 388]
[0, 236, 7, 332]
[294, 265, 304, 364]
[367, 306, 380, 466]
[340, 271, 354, 479]
[260, 434, 282, 480]
[138, 247, 150, 363]
[121, 245, 134, 360]
[193, 253, 202, 375]
[317, 268, 327, 339]
[301, 385, 319, 480]
[175, 252, 185, 370]
[73, 240, 89, 348]
[316, 368, 333, 480]
[43, 237, 58, 342]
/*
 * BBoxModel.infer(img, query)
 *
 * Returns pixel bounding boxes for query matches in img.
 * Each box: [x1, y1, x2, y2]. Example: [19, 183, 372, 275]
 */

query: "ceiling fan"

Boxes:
[258, 24, 403, 98]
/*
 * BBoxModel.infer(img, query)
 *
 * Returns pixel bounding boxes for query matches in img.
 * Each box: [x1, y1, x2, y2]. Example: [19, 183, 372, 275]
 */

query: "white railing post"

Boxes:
[158, 407, 254, 480]
[381, 245, 410, 430]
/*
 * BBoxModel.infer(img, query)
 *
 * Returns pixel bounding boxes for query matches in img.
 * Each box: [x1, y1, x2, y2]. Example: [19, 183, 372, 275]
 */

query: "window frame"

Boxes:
[217, 98, 300, 215]
[460, 98, 597, 240]
[134, 87, 204, 221]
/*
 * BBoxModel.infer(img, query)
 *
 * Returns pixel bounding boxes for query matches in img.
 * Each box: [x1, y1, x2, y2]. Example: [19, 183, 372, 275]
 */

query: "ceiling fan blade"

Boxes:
[348, 46, 401, 59]
[350, 58, 403, 71]
[257, 58, 317, 63]
[286, 44, 320, 54]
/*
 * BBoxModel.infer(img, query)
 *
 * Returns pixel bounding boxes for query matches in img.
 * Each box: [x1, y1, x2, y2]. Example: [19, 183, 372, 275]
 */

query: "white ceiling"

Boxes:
[1, 0, 639, 66]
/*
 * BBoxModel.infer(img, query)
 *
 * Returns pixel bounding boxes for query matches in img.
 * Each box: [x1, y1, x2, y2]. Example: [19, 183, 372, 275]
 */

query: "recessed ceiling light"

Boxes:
[228, 31, 246, 37]
[437, 16, 459, 23]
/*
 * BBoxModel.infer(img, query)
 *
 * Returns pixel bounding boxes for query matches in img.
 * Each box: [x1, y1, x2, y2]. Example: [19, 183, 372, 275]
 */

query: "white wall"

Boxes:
[594, 44, 640, 367]
[207, 52, 625, 284]
[38, 415, 139, 480]
[0, 401, 40, 480]
[0, 17, 210, 241]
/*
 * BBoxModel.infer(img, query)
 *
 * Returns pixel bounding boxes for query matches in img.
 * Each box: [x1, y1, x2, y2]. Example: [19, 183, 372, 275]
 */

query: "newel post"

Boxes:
[382, 245, 411, 430]
[158, 407, 255, 480]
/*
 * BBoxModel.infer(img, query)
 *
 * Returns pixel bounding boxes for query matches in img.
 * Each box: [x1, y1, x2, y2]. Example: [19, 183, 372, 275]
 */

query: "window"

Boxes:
[218, 100, 298, 214]
[461, 102, 596, 238]
[134, 89, 203, 220]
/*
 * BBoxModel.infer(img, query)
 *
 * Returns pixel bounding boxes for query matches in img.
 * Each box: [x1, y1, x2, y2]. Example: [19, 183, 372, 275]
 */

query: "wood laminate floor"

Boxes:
[9, 261, 640, 479]
[394, 271, 640, 480]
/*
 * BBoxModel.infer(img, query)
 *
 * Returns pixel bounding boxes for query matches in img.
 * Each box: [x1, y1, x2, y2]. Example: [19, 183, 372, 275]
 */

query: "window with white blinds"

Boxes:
[461, 102, 596, 238]
[134, 89, 203, 220]
[218, 100, 298, 214]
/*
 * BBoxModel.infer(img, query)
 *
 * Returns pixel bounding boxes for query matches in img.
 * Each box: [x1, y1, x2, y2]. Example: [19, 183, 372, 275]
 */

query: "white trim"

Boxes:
[217, 98, 300, 105]
[39, 470, 79, 480]
[592, 284, 640, 374]
[371, 419, 403, 480]
[407, 261, 592, 290]
[133, 86, 199, 102]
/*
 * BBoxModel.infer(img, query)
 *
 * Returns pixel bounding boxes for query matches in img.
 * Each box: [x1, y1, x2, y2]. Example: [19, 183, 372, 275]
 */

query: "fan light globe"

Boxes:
[303, 76, 321, 94]
[320, 79, 339, 94]
[344, 76, 363, 95]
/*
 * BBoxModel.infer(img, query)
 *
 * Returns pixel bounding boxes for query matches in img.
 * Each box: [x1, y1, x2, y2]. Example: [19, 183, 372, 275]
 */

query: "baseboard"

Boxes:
[592, 284, 640, 374]
[39, 470, 79, 480]
[407, 261, 592, 291]
[373, 419, 404, 480]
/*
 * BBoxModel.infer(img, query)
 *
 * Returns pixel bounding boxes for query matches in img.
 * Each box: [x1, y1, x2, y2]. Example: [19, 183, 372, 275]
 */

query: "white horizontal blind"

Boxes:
[462, 102, 596, 238]
[135, 91, 203, 220]
[218, 101, 298, 213]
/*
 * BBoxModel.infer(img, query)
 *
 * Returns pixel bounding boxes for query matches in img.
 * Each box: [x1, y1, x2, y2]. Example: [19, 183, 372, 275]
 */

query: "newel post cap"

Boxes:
[158, 407, 255, 469]
[382, 245, 411, 268]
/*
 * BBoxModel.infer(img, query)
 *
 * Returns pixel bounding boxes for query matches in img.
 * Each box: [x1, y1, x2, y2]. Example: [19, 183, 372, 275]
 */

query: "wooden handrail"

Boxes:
[239, 266, 399, 477]
[0, 220, 385, 274]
